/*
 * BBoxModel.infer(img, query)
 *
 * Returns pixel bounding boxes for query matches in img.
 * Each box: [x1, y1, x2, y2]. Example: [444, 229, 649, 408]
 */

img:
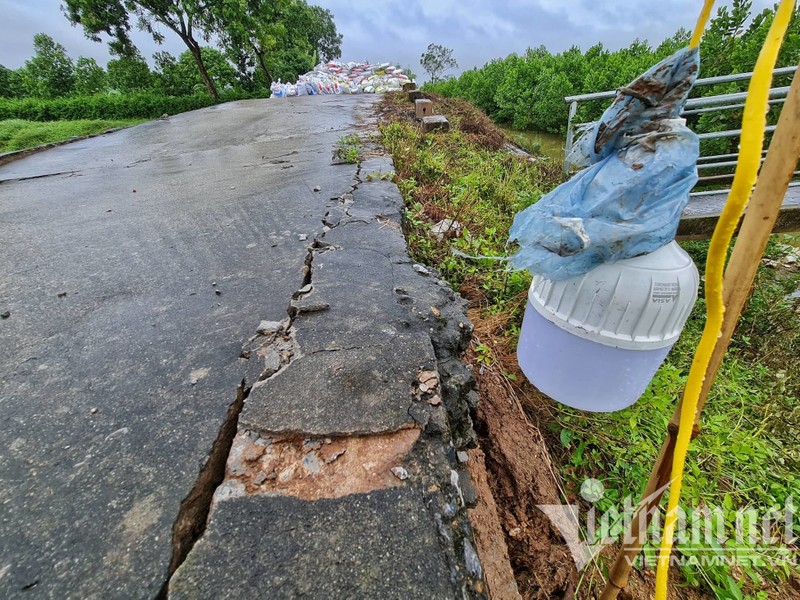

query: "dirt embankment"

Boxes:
[463, 300, 578, 599]
[376, 91, 717, 599]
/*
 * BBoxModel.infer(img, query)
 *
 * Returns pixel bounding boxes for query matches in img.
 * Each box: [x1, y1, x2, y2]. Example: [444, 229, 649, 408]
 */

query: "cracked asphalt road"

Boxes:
[0, 95, 376, 598]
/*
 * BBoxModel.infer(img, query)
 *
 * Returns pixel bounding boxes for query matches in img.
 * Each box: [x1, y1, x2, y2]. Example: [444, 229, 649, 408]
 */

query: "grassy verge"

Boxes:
[377, 91, 800, 599]
[0, 119, 142, 153]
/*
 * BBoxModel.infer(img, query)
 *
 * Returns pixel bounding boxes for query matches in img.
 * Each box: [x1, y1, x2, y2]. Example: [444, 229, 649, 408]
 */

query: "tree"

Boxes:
[0, 65, 12, 98]
[274, 2, 342, 78]
[153, 51, 184, 95]
[176, 47, 238, 93]
[420, 43, 458, 83]
[74, 56, 107, 95]
[107, 51, 152, 93]
[154, 48, 239, 96]
[64, 0, 220, 99]
[206, 0, 288, 87]
[265, 47, 315, 84]
[226, 46, 259, 92]
[205, 0, 342, 88]
[22, 33, 75, 98]
[302, 5, 342, 64]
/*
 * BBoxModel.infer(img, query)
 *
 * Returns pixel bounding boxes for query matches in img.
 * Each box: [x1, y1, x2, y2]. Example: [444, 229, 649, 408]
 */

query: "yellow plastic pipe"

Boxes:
[654, 1, 796, 598]
[690, 0, 716, 49]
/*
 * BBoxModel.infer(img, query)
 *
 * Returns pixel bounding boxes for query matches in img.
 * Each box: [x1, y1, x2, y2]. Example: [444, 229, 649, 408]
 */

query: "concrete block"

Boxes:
[415, 99, 433, 120]
[422, 115, 450, 133]
[408, 90, 423, 102]
[402, 82, 417, 92]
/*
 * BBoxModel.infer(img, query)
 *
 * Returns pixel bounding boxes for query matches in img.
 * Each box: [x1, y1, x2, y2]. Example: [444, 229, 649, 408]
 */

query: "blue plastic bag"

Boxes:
[508, 47, 700, 281]
[270, 81, 286, 98]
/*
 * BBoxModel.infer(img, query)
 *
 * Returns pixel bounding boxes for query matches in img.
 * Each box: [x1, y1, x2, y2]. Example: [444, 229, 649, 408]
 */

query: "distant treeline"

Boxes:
[0, 40, 259, 101]
[0, 0, 342, 120]
[426, 0, 800, 142]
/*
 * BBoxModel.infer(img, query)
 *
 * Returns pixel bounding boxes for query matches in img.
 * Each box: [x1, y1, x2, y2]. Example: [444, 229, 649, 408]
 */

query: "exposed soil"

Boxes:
[463, 303, 721, 600]
[376, 91, 510, 150]
[218, 427, 421, 501]
[465, 304, 578, 599]
[467, 444, 522, 600]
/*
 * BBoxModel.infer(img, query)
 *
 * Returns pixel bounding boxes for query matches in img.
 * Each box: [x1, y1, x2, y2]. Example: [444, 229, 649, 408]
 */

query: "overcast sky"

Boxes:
[0, 0, 776, 78]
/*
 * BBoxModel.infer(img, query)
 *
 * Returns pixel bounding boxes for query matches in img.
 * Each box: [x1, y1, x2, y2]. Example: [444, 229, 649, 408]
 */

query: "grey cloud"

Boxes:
[0, 0, 778, 81]
[1, 0, 188, 68]
[317, 0, 776, 79]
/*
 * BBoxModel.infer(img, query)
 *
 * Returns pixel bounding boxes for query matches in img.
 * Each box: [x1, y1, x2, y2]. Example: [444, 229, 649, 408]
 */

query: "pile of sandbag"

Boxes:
[270, 61, 412, 97]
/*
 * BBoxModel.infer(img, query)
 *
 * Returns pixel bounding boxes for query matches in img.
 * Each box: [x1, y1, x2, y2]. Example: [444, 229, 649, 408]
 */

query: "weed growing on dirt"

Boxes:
[378, 91, 800, 599]
[333, 133, 362, 164]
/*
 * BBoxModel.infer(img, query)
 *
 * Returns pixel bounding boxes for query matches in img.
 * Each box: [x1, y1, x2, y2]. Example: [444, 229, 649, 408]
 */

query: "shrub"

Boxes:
[0, 90, 260, 122]
[425, 2, 800, 135]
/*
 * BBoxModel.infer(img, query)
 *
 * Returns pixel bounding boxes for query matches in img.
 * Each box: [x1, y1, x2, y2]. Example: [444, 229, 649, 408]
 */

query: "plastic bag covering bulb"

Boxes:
[508, 47, 700, 281]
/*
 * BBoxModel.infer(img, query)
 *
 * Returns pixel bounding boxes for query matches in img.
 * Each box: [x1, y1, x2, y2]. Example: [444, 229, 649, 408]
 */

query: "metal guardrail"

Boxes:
[563, 65, 797, 181]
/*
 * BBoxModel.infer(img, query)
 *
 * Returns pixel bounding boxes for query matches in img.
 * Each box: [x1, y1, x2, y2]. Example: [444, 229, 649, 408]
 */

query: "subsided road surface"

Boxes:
[0, 96, 485, 598]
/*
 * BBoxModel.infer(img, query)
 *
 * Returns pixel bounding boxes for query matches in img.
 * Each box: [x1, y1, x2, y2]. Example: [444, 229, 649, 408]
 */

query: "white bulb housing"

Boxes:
[517, 241, 699, 412]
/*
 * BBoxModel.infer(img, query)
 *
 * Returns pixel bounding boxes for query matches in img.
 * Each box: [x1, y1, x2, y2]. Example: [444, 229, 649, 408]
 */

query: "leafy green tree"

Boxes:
[153, 48, 239, 96]
[270, 2, 341, 80]
[176, 47, 238, 93]
[265, 47, 315, 84]
[22, 33, 75, 98]
[420, 43, 458, 83]
[205, 0, 341, 87]
[74, 56, 107, 95]
[64, 0, 220, 99]
[153, 51, 184, 95]
[107, 52, 152, 93]
[698, 0, 753, 77]
[226, 47, 259, 92]
[203, 0, 287, 87]
[0, 65, 12, 97]
[6, 69, 27, 98]
[299, 5, 342, 64]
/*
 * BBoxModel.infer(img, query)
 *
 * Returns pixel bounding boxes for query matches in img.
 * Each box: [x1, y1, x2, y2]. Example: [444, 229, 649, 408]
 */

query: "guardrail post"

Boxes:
[563, 100, 578, 176]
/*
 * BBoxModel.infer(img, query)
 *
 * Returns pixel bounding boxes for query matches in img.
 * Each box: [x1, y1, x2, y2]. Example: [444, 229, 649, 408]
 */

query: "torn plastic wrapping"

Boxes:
[508, 47, 701, 280]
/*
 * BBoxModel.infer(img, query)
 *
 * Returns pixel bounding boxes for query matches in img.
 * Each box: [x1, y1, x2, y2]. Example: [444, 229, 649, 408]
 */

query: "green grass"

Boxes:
[555, 239, 799, 598]
[0, 119, 142, 153]
[379, 92, 800, 599]
[381, 118, 560, 309]
[332, 133, 362, 164]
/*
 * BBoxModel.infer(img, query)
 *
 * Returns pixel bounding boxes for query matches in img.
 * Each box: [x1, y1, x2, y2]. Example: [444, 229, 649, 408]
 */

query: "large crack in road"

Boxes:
[1, 96, 486, 599]
[0, 96, 367, 598]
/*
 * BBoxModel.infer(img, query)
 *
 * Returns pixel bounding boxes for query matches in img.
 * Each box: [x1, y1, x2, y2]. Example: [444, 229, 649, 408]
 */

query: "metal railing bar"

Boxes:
[563, 90, 616, 103]
[689, 180, 800, 198]
[567, 125, 776, 142]
[698, 125, 777, 140]
[698, 150, 767, 162]
[689, 65, 796, 87]
[696, 169, 800, 183]
[684, 86, 789, 108]
[564, 66, 796, 103]
[683, 97, 785, 115]
[697, 158, 764, 170]
[697, 174, 737, 183]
